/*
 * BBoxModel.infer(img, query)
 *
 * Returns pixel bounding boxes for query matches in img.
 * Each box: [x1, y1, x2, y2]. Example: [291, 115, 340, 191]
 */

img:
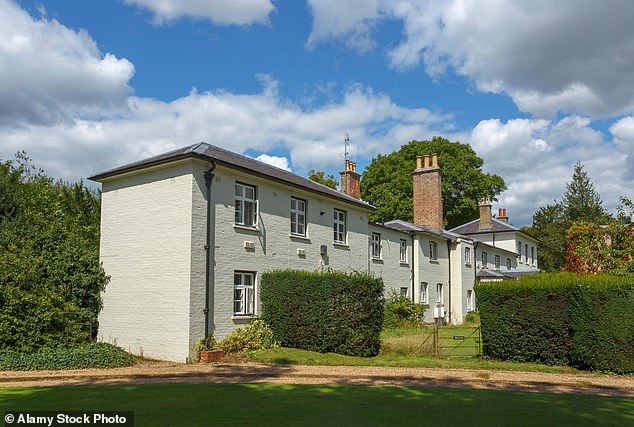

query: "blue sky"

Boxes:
[1, 0, 633, 226]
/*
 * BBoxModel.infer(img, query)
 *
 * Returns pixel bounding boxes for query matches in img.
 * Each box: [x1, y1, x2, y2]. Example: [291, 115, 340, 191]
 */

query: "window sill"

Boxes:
[333, 242, 349, 249]
[289, 234, 310, 242]
[234, 224, 259, 233]
[371, 257, 383, 263]
[399, 261, 409, 266]
[232, 315, 254, 321]
[429, 259, 439, 264]
[465, 263, 472, 268]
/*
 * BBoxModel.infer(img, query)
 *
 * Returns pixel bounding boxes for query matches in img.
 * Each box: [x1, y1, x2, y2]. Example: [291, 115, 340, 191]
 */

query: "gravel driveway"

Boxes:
[2, 361, 633, 398]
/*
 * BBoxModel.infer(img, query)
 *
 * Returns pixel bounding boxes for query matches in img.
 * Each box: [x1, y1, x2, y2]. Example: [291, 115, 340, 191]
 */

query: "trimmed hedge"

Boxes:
[476, 273, 634, 373]
[0, 343, 137, 370]
[260, 270, 384, 357]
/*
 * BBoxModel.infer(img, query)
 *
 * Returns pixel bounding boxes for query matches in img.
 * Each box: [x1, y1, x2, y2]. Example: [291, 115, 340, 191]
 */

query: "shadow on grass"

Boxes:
[1, 383, 633, 427]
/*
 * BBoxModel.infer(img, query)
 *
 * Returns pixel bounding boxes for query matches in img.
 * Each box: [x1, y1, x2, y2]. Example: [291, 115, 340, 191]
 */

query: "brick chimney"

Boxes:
[413, 153, 443, 230]
[479, 198, 493, 230]
[340, 160, 361, 199]
[498, 208, 508, 224]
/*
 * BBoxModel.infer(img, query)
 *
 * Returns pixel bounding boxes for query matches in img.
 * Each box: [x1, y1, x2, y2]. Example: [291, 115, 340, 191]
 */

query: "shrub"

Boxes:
[383, 291, 426, 329]
[476, 273, 634, 373]
[464, 311, 480, 326]
[217, 319, 278, 354]
[0, 343, 136, 370]
[261, 270, 384, 357]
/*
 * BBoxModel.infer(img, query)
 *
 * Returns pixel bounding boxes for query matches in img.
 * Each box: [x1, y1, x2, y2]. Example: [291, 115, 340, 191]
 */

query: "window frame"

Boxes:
[436, 283, 444, 304]
[290, 197, 306, 236]
[233, 271, 255, 316]
[400, 287, 408, 297]
[506, 257, 512, 270]
[371, 232, 382, 259]
[481, 251, 488, 269]
[333, 209, 347, 244]
[429, 241, 438, 261]
[465, 247, 471, 266]
[467, 289, 474, 311]
[399, 239, 408, 263]
[234, 182, 258, 227]
[531, 246, 535, 266]
[420, 282, 428, 304]
[494, 254, 501, 270]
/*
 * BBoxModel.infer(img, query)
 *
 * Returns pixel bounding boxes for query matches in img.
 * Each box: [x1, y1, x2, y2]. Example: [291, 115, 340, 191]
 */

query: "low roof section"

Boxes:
[382, 219, 459, 243]
[449, 218, 540, 242]
[89, 142, 375, 211]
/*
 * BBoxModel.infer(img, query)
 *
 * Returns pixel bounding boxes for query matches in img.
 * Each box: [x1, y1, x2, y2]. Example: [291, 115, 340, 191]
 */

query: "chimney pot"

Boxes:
[340, 159, 361, 199]
[416, 156, 422, 169]
[432, 153, 438, 168]
[424, 155, 430, 168]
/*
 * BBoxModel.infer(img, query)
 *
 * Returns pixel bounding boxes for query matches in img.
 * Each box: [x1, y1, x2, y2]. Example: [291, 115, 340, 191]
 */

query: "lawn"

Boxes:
[248, 325, 581, 374]
[1, 383, 632, 426]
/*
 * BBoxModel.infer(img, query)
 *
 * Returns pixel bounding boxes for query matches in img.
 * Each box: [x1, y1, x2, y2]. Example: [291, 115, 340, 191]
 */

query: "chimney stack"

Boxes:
[413, 152, 443, 231]
[498, 208, 508, 223]
[479, 198, 493, 230]
[340, 159, 361, 199]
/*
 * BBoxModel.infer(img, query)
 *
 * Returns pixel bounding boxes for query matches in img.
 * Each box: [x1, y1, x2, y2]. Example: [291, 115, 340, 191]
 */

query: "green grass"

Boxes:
[1, 383, 632, 426]
[248, 347, 581, 373]
[248, 325, 580, 374]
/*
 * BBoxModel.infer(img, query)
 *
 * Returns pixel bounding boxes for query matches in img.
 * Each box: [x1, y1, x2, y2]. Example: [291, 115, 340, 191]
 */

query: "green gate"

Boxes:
[435, 325, 481, 358]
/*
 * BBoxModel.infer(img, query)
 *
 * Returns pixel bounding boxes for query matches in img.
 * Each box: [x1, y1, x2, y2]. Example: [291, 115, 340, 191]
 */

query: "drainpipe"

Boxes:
[473, 241, 479, 286]
[410, 232, 415, 303]
[203, 160, 217, 338]
[447, 240, 452, 324]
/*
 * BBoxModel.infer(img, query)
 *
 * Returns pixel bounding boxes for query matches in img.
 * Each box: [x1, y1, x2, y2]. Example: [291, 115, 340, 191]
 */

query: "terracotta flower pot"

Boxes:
[199, 350, 224, 363]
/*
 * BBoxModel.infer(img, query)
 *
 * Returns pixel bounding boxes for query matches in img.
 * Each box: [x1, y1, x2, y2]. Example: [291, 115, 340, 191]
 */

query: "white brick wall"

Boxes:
[98, 161, 196, 362]
[208, 165, 376, 340]
[368, 224, 413, 297]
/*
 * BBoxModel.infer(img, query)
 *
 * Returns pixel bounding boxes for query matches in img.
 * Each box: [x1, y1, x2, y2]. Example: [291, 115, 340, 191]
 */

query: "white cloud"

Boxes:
[306, 0, 382, 51]
[254, 154, 291, 171]
[0, 0, 134, 127]
[609, 116, 634, 180]
[123, 0, 275, 25]
[0, 79, 450, 185]
[469, 116, 633, 226]
[308, 0, 634, 119]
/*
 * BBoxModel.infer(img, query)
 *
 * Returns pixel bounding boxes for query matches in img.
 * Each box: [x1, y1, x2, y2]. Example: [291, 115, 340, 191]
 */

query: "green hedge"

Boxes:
[260, 270, 384, 357]
[0, 343, 137, 370]
[476, 273, 634, 373]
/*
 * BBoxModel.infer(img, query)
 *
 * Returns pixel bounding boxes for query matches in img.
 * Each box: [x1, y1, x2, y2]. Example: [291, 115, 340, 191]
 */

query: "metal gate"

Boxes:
[434, 325, 481, 358]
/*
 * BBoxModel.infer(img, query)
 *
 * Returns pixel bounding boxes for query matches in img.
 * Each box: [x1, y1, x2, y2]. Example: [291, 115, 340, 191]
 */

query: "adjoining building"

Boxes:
[89, 142, 538, 362]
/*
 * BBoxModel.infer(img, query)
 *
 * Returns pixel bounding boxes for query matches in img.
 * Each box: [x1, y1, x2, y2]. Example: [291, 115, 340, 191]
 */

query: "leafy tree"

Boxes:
[526, 162, 611, 272]
[308, 169, 338, 190]
[0, 154, 108, 352]
[360, 137, 506, 228]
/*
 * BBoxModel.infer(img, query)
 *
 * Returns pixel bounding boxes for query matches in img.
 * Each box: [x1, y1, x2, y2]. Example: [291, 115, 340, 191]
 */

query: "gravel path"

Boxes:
[1, 361, 633, 398]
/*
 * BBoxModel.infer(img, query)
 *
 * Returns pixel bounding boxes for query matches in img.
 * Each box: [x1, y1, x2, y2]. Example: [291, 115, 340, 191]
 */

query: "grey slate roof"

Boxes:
[449, 217, 520, 234]
[382, 219, 458, 242]
[449, 217, 540, 242]
[88, 142, 374, 211]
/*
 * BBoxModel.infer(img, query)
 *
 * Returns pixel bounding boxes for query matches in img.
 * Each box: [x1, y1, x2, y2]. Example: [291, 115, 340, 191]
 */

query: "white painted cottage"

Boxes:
[89, 142, 539, 361]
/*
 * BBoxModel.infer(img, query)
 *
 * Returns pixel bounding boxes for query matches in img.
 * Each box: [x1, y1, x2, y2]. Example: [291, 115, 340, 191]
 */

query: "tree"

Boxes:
[526, 162, 610, 272]
[562, 162, 609, 223]
[0, 154, 108, 352]
[360, 137, 506, 228]
[308, 169, 338, 190]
